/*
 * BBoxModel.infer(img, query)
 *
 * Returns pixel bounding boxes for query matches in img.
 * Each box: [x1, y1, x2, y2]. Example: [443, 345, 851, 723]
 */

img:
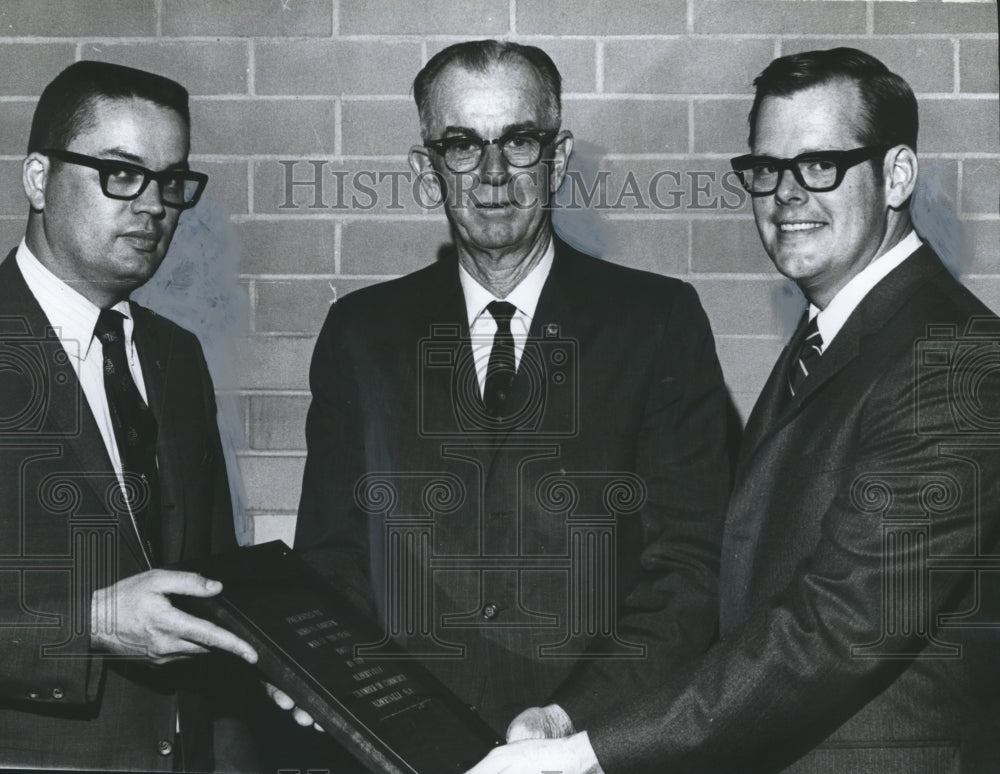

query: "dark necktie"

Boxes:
[483, 300, 517, 417]
[94, 309, 161, 566]
[787, 315, 823, 399]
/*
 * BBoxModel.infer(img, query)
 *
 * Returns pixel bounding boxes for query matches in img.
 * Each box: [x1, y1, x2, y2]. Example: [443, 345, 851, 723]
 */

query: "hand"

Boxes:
[506, 703, 576, 742]
[464, 731, 604, 774]
[265, 683, 324, 731]
[90, 569, 258, 665]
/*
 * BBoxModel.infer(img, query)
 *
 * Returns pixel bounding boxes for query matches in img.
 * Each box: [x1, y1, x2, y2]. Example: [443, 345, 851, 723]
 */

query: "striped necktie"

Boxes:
[788, 315, 823, 399]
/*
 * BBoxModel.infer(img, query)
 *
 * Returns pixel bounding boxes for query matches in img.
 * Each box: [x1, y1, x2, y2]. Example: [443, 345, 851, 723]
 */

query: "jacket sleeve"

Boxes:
[585, 328, 1000, 774]
[552, 282, 733, 728]
[294, 302, 379, 618]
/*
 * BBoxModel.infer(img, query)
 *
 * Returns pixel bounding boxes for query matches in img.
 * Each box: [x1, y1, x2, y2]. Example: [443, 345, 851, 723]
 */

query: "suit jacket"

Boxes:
[295, 237, 731, 732]
[0, 252, 238, 771]
[588, 245, 1000, 773]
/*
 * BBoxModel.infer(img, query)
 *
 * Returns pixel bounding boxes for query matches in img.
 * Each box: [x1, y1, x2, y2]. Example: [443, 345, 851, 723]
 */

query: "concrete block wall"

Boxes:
[0, 0, 996, 545]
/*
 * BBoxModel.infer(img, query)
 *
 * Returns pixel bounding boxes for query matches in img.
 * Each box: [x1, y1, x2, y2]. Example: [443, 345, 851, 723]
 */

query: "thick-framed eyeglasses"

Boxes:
[424, 129, 558, 173]
[730, 145, 893, 196]
[42, 148, 208, 209]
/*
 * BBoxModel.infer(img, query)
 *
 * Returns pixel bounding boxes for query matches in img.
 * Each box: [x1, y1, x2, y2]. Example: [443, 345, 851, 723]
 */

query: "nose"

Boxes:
[774, 166, 806, 205]
[479, 142, 509, 185]
[131, 178, 167, 217]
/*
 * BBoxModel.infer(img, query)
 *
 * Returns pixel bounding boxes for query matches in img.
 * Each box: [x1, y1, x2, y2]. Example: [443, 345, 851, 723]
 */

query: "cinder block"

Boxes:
[920, 98, 1000, 153]
[783, 38, 955, 95]
[0, 101, 35, 156]
[961, 159, 1000, 216]
[190, 98, 337, 155]
[238, 455, 306, 512]
[342, 99, 421, 156]
[80, 42, 249, 96]
[341, 220, 449, 275]
[340, 0, 507, 35]
[692, 217, 773, 274]
[694, 98, 754, 154]
[691, 277, 798, 336]
[960, 39, 1000, 94]
[516, 39, 597, 95]
[0, 44, 75, 96]
[874, 2, 999, 35]
[563, 98, 688, 154]
[0, 0, 156, 37]
[238, 334, 316, 390]
[254, 279, 337, 334]
[604, 40, 774, 95]
[194, 160, 249, 215]
[0, 218, 23, 252]
[256, 41, 422, 96]
[253, 159, 435, 216]
[255, 278, 389, 334]
[236, 220, 337, 274]
[694, 0, 866, 35]
[249, 395, 310, 450]
[163, 0, 332, 37]
[0, 160, 25, 217]
[516, 0, 686, 35]
[602, 219, 689, 277]
[963, 220, 1000, 275]
[715, 334, 788, 416]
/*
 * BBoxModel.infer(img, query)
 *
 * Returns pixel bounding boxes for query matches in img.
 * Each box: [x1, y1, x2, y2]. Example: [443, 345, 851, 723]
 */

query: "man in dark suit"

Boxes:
[0, 61, 257, 771]
[468, 48, 1000, 774]
[289, 40, 731, 740]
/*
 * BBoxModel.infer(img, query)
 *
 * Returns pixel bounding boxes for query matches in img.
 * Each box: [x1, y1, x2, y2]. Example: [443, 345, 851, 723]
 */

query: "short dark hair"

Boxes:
[747, 47, 918, 151]
[28, 60, 190, 154]
[412, 40, 562, 138]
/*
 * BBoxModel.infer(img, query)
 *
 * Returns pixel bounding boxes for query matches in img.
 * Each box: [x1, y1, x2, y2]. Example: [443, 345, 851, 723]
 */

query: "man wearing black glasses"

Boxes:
[291, 39, 731, 748]
[0, 61, 257, 771]
[468, 47, 1000, 774]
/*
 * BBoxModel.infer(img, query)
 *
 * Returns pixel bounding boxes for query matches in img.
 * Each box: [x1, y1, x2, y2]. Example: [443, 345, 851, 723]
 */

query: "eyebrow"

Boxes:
[441, 121, 543, 138]
[94, 147, 190, 170]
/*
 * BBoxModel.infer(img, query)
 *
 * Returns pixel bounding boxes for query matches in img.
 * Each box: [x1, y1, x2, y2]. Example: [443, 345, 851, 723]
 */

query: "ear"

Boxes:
[548, 130, 574, 194]
[22, 152, 51, 211]
[408, 145, 443, 206]
[883, 144, 918, 210]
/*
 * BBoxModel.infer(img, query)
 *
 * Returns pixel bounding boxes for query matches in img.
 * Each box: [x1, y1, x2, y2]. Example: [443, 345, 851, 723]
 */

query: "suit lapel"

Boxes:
[0, 254, 150, 567]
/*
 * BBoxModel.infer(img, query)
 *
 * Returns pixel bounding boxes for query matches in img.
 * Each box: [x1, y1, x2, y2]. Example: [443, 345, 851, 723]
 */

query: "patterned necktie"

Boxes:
[787, 315, 823, 399]
[94, 309, 160, 565]
[483, 300, 517, 417]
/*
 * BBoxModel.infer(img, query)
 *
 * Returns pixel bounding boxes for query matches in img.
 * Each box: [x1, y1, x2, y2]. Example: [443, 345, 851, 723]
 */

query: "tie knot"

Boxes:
[94, 308, 126, 345]
[487, 300, 517, 329]
[803, 316, 823, 353]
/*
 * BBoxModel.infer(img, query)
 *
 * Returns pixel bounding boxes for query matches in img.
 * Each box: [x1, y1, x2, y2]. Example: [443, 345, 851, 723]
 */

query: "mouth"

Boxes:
[120, 230, 163, 251]
[777, 221, 825, 233]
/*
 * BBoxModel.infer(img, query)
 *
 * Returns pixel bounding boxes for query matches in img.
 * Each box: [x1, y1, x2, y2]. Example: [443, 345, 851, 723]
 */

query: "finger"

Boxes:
[267, 684, 295, 710]
[167, 608, 258, 663]
[143, 569, 224, 597]
[292, 707, 317, 727]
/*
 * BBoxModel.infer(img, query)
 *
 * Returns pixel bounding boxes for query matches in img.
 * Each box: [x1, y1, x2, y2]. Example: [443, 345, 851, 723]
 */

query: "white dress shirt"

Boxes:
[809, 230, 923, 351]
[460, 237, 555, 396]
[16, 239, 148, 481]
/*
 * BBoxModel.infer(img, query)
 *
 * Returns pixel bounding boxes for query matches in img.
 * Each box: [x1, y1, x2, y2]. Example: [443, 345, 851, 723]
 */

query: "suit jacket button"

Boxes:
[482, 603, 499, 620]
[27, 690, 39, 700]
[158, 740, 173, 756]
[51, 687, 64, 700]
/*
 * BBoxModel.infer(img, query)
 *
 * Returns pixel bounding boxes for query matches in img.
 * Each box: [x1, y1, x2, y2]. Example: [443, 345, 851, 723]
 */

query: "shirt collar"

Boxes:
[16, 239, 133, 360]
[459, 236, 555, 329]
[810, 230, 922, 351]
